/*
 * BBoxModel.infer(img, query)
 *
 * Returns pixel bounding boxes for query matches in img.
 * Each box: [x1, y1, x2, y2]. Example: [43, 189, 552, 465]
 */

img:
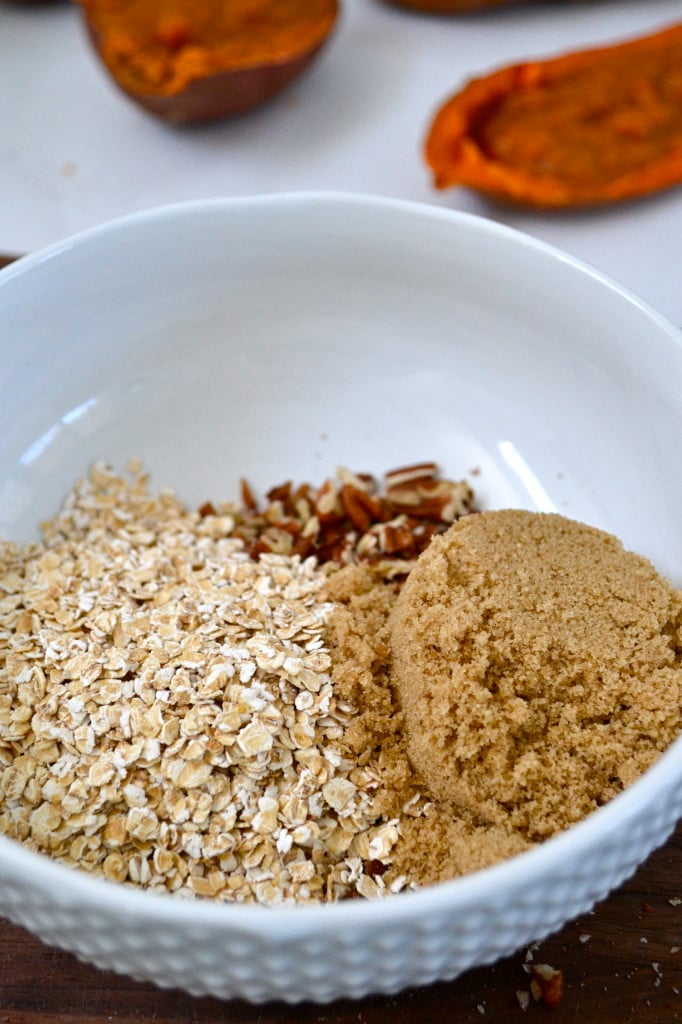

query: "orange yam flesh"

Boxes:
[80, 0, 338, 123]
[425, 22, 682, 208]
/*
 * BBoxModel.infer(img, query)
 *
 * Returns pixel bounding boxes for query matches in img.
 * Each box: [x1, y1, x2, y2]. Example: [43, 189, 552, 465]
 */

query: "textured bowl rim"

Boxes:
[0, 731, 679, 932]
[0, 190, 680, 935]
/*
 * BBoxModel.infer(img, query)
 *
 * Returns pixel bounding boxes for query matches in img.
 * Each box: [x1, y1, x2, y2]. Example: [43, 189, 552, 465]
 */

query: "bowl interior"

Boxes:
[1, 193, 681, 590]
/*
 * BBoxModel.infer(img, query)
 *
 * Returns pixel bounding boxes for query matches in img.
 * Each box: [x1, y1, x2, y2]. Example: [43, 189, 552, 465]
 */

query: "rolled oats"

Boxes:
[0, 462, 416, 904]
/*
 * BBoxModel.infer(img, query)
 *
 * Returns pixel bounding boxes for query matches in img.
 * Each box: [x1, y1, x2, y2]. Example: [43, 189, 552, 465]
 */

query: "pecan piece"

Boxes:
[375, 517, 416, 555]
[384, 462, 438, 488]
[364, 859, 389, 879]
[240, 478, 259, 513]
[529, 964, 564, 1007]
[266, 481, 292, 506]
[315, 479, 343, 524]
[386, 478, 473, 523]
[340, 485, 382, 533]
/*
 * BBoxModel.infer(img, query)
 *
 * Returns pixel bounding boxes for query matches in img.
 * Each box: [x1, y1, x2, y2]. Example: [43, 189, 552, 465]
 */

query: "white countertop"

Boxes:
[1, 0, 681, 324]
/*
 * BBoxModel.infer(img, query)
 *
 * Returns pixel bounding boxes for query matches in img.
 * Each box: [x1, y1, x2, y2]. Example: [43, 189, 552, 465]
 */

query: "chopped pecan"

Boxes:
[375, 517, 417, 556]
[292, 535, 316, 559]
[529, 964, 564, 1007]
[315, 479, 343, 523]
[340, 485, 384, 533]
[385, 461, 438, 487]
[212, 464, 476, 578]
[386, 478, 474, 523]
[240, 478, 259, 513]
[266, 481, 292, 506]
[364, 859, 389, 879]
[337, 468, 376, 493]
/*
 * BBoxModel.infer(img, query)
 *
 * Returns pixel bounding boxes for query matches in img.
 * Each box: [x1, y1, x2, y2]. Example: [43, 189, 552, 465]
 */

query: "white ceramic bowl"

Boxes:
[0, 193, 681, 1003]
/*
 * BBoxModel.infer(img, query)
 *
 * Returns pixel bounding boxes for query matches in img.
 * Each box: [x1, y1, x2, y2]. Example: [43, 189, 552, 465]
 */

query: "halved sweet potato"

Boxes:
[79, 0, 339, 124]
[425, 22, 682, 208]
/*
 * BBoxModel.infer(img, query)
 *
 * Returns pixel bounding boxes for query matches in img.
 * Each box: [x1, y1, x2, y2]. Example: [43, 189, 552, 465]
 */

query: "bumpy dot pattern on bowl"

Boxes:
[0, 776, 679, 1001]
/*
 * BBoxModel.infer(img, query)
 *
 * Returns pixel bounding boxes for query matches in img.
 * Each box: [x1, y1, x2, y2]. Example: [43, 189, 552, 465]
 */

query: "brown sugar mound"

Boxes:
[390, 510, 682, 842]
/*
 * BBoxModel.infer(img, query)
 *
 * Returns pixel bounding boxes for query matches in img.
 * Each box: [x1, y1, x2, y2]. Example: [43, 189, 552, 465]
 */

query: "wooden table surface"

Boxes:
[0, 254, 680, 1023]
